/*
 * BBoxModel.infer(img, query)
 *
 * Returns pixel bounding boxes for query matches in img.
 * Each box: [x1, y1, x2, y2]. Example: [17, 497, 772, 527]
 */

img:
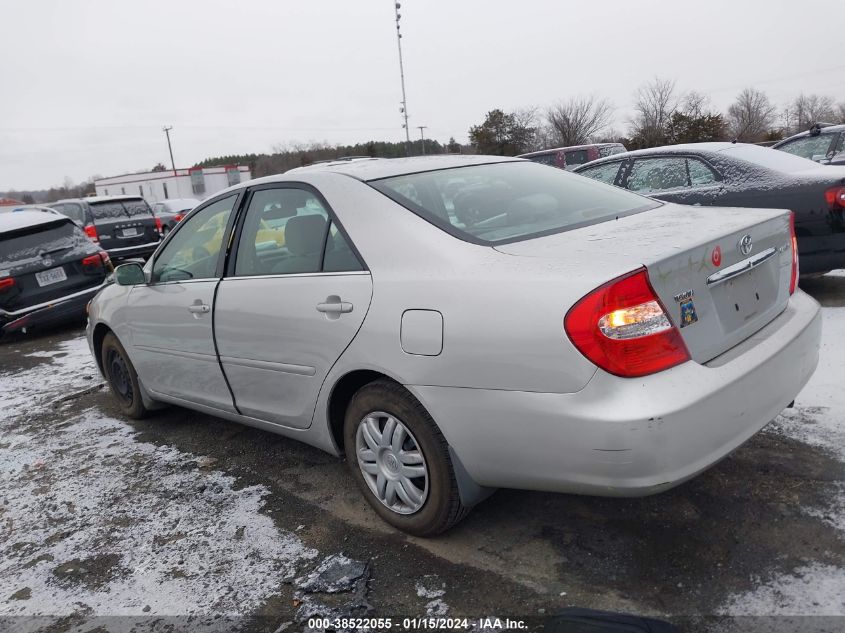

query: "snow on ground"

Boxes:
[0, 336, 97, 418]
[718, 300, 845, 616]
[0, 337, 320, 626]
[415, 575, 449, 617]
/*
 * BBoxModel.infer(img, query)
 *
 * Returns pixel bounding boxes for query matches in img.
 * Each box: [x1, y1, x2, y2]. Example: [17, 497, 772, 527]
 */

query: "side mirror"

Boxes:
[114, 262, 146, 286]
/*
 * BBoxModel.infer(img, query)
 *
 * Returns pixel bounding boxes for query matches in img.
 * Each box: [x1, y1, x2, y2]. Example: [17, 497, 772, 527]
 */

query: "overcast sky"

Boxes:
[1, 0, 844, 191]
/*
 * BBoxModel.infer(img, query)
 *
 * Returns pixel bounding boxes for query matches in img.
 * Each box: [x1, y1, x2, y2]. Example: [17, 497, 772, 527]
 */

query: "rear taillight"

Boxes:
[84, 224, 99, 242]
[82, 253, 105, 274]
[155, 217, 163, 234]
[0, 277, 15, 293]
[825, 186, 845, 209]
[173, 214, 184, 222]
[564, 268, 690, 378]
[789, 212, 799, 295]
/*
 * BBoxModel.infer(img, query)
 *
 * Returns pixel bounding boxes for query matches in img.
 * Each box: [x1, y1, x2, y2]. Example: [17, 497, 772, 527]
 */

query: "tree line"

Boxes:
[468, 79, 845, 156]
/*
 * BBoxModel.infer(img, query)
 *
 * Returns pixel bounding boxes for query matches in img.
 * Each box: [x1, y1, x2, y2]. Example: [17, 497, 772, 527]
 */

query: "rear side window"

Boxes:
[234, 187, 363, 276]
[370, 161, 659, 245]
[0, 220, 85, 267]
[54, 202, 86, 224]
[599, 145, 626, 158]
[688, 158, 718, 185]
[89, 199, 151, 220]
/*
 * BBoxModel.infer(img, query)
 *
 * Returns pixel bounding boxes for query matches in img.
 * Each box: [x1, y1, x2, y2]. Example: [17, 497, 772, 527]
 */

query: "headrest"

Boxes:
[285, 214, 326, 256]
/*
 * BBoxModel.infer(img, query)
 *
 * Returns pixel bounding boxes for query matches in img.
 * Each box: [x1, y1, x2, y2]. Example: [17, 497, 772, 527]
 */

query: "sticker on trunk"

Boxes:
[679, 300, 698, 328]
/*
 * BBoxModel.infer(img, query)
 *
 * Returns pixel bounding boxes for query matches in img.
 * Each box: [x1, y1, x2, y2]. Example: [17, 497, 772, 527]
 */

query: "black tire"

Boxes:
[343, 379, 470, 536]
[101, 332, 149, 419]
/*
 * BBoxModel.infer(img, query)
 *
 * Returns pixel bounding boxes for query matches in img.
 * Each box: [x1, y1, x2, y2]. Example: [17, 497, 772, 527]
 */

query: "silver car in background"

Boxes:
[150, 198, 200, 235]
[87, 155, 821, 535]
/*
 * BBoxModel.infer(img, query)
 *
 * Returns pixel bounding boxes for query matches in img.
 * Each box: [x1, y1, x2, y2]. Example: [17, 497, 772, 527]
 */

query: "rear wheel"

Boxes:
[343, 380, 469, 535]
[101, 332, 148, 419]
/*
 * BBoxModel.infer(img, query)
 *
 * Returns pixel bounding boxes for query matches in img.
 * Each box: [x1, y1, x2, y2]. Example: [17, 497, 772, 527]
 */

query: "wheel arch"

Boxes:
[91, 321, 113, 375]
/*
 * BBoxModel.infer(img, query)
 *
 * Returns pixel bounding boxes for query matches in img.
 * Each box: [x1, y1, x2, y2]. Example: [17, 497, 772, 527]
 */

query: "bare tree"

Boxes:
[727, 88, 777, 141]
[546, 96, 614, 146]
[512, 106, 544, 152]
[629, 77, 678, 147]
[791, 94, 837, 131]
[681, 90, 710, 119]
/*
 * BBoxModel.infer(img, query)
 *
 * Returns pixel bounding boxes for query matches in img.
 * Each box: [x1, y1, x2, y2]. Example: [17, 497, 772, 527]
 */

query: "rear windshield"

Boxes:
[0, 220, 85, 266]
[89, 199, 151, 220]
[719, 144, 822, 173]
[369, 161, 660, 245]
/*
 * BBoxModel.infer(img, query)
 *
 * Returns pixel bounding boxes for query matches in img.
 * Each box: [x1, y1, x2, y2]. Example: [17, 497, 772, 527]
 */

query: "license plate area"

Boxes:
[35, 266, 67, 287]
[711, 265, 778, 331]
[122, 227, 139, 237]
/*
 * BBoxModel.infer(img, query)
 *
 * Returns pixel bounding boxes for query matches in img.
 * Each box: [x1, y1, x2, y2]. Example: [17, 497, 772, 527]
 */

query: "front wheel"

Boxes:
[343, 380, 469, 536]
[101, 332, 149, 419]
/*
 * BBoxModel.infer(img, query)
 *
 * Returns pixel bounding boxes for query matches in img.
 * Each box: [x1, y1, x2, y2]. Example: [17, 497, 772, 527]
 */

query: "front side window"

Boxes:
[577, 161, 623, 185]
[777, 134, 835, 161]
[626, 157, 689, 193]
[832, 132, 844, 160]
[370, 161, 658, 245]
[152, 195, 237, 282]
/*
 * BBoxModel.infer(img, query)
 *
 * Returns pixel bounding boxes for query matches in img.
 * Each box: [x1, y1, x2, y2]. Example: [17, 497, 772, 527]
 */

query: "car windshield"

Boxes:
[719, 144, 821, 173]
[369, 161, 659, 245]
[89, 199, 151, 219]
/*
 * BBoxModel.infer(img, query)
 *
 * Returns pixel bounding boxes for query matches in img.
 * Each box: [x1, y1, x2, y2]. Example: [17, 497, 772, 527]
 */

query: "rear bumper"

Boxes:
[408, 290, 822, 496]
[105, 241, 160, 260]
[0, 282, 108, 335]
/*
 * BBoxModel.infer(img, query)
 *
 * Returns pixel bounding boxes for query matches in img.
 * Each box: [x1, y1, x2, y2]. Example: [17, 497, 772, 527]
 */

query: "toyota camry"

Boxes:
[86, 155, 821, 535]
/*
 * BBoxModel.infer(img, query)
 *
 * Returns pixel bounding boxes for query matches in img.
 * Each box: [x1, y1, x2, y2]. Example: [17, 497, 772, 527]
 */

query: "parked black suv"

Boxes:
[50, 196, 162, 259]
[773, 123, 845, 166]
[1, 211, 112, 336]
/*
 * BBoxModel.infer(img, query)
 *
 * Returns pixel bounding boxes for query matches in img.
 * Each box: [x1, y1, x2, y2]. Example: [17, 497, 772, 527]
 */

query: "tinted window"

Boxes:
[370, 161, 659, 245]
[1, 220, 85, 267]
[56, 202, 86, 224]
[323, 222, 364, 272]
[527, 153, 556, 167]
[89, 199, 151, 220]
[687, 158, 718, 185]
[777, 134, 835, 161]
[235, 188, 329, 276]
[564, 150, 589, 166]
[627, 157, 689, 193]
[152, 195, 237, 282]
[577, 161, 622, 185]
[599, 145, 626, 158]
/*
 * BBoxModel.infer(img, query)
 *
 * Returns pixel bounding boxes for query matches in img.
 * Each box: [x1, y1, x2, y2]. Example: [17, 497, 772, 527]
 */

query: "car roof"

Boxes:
[572, 142, 761, 170]
[55, 195, 145, 204]
[773, 123, 845, 145]
[274, 154, 520, 182]
[517, 143, 623, 158]
[0, 210, 69, 234]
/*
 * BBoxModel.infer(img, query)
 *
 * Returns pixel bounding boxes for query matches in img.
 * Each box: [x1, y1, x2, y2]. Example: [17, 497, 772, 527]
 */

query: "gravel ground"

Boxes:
[1, 275, 845, 632]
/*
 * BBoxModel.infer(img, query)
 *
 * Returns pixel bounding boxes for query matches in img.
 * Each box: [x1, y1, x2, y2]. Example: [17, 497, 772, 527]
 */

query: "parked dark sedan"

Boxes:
[773, 123, 845, 166]
[573, 142, 845, 275]
[0, 211, 112, 336]
[50, 196, 162, 260]
[151, 198, 199, 234]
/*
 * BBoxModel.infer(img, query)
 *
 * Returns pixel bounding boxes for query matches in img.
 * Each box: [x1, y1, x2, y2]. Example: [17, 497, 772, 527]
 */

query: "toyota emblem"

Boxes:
[738, 234, 753, 256]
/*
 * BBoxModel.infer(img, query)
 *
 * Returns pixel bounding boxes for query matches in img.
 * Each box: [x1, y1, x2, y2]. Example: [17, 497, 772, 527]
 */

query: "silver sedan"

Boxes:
[86, 155, 821, 535]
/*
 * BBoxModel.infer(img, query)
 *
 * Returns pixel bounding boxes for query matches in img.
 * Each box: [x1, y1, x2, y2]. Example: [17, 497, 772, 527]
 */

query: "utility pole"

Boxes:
[162, 126, 176, 175]
[394, 2, 411, 156]
[417, 125, 427, 155]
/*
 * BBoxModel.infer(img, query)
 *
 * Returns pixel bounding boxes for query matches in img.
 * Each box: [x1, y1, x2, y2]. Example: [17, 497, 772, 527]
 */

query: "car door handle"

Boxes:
[187, 304, 210, 314]
[316, 300, 353, 314]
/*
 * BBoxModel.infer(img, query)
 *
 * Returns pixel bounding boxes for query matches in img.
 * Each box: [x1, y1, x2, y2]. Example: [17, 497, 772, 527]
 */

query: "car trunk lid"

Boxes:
[494, 203, 794, 364]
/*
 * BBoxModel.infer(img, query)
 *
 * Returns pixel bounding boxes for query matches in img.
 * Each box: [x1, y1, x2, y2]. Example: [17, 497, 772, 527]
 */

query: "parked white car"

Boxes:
[87, 155, 821, 535]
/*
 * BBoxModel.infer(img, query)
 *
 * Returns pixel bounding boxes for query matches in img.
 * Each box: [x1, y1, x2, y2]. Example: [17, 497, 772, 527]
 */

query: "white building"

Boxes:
[94, 165, 252, 204]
